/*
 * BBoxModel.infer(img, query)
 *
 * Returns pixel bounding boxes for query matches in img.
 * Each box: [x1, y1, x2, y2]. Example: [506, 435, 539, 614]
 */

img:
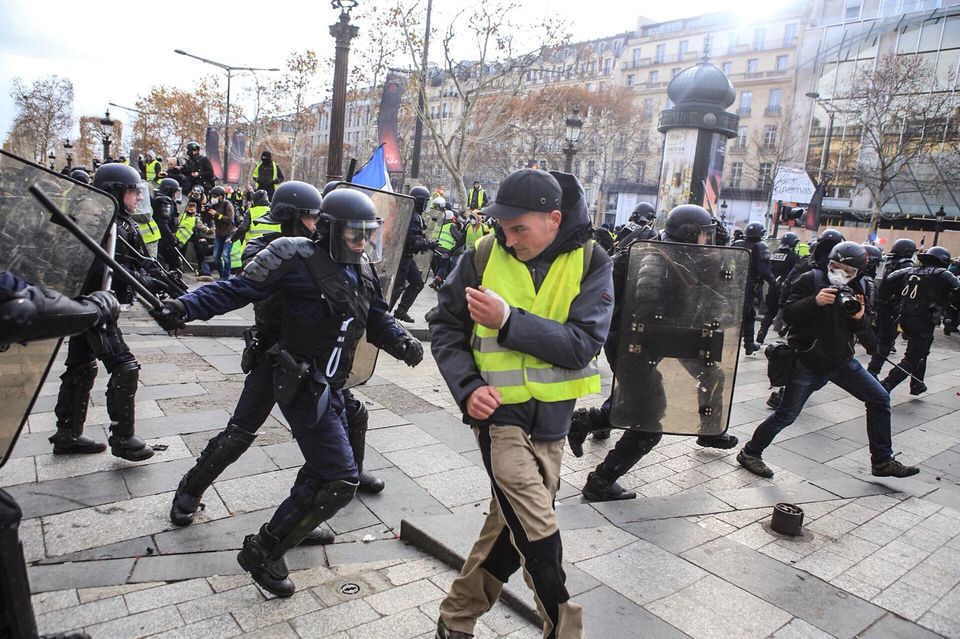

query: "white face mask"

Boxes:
[210, 197, 220, 205]
[828, 268, 853, 286]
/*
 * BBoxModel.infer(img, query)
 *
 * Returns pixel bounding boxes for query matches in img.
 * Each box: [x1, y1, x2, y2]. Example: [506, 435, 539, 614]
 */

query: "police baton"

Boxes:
[883, 357, 926, 386]
[29, 185, 165, 312]
[174, 245, 198, 275]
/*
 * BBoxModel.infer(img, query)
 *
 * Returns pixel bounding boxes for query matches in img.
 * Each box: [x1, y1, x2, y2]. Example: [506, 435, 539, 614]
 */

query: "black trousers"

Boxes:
[882, 317, 934, 391]
[390, 255, 424, 311]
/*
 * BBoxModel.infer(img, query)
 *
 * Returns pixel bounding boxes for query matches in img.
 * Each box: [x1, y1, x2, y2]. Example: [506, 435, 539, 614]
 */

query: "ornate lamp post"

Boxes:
[47, 150, 56, 171]
[99, 110, 114, 162]
[934, 204, 946, 246]
[326, 0, 360, 181]
[720, 199, 728, 229]
[562, 107, 583, 173]
[63, 139, 73, 170]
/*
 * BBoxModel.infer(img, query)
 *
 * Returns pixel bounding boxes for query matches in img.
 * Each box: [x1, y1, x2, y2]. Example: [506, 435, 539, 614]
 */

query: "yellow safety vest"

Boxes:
[138, 218, 161, 244]
[471, 241, 600, 404]
[175, 214, 196, 245]
[252, 161, 278, 182]
[434, 221, 457, 250]
[230, 240, 244, 270]
[145, 160, 161, 183]
[246, 205, 281, 240]
[465, 223, 490, 249]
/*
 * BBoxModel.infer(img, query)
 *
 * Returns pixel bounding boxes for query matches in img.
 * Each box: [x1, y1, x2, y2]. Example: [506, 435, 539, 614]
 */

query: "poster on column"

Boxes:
[227, 131, 245, 184]
[657, 129, 697, 218]
[378, 72, 406, 173]
[702, 133, 727, 216]
[205, 126, 222, 180]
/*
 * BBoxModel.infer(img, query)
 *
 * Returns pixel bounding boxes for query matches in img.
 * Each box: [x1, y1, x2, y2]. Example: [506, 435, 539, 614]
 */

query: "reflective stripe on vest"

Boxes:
[175, 214, 196, 245]
[145, 160, 161, 183]
[435, 222, 457, 250]
[253, 161, 278, 182]
[465, 224, 490, 249]
[471, 242, 600, 404]
[246, 205, 281, 240]
[138, 218, 161, 244]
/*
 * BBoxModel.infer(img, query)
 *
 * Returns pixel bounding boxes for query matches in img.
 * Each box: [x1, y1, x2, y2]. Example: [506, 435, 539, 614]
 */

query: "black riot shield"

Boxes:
[0, 151, 117, 468]
[341, 185, 415, 388]
[416, 208, 444, 283]
[609, 241, 749, 436]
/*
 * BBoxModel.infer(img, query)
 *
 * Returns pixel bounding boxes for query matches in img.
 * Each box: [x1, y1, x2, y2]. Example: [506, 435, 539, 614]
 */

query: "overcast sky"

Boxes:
[0, 0, 785, 147]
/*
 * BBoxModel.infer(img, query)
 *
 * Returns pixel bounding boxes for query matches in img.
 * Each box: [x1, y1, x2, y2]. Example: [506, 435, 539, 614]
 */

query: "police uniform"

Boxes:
[756, 236, 800, 342]
[390, 186, 435, 321]
[867, 244, 919, 377]
[429, 169, 612, 639]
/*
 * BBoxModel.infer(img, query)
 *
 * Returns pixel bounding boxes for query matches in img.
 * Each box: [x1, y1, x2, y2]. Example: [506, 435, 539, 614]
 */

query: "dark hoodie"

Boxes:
[427, 171, 614, 441]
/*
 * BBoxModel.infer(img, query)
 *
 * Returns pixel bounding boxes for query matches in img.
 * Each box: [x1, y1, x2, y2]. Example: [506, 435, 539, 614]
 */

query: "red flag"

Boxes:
[805, 180, 826, 233]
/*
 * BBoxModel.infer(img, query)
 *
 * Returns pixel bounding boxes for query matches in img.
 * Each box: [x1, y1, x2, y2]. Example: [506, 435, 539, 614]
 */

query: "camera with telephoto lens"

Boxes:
[834, 285, 862, 316]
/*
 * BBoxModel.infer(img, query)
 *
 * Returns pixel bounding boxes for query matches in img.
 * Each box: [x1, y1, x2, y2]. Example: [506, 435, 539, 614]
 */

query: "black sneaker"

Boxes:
[872, 459, 919, 478]
[582, 472, 637, 502]
[737, 450, 774, 478]
[744, 342, 762, 356]
[436, 619, 473, 639]
[697, 434, 738, 449]
[909, 382, 928, 396]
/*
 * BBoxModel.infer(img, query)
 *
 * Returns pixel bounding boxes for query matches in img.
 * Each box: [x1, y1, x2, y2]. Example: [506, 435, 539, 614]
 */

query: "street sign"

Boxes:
[771, 167, 816, 205]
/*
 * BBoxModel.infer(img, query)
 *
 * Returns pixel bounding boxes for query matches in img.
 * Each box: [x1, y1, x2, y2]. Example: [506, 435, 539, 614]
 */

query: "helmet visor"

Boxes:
[329, 218, 383, 264]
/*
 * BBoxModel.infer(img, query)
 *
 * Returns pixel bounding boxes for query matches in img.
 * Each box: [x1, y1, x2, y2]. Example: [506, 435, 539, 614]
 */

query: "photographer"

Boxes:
[737, 242, 919, 480]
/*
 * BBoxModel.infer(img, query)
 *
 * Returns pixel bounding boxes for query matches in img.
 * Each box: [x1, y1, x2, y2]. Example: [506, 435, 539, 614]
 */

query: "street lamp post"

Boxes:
[174, 49, 279, 183]
[934, 204, 946, 246]
[409, 0, 432, 182]
[326, 0, 360, 181]
[720, 199, 728, 232]
[562, 107, 583, 174]
[63, 139, 73, 170]
[99, 110, 115, 162]
[805, 92, 839, 189]
[47, 151, 56, 171]
[109, 102, 150, 156]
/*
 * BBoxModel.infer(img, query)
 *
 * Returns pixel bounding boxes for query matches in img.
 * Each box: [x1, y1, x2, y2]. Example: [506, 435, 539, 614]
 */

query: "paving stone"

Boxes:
[681, 538, 885, 638]
[807, 476, 894, 499]
[326, 539, 427, 567]
[382, 557, 451, 586]
[366, 424, 440, 453]
[132, 409, 231, 439]
[237, 621, 300, 638]
[44, 535, 157, 563]
[262, 440, 304, 469]
[176, 584, 265, 624]
[126, 382, 206, 402]
[77, 582, 162, 603]
[28, 558, 136, 592]
[130, 550, 250, 582]
[364, 578, 446, 615]
[34, 435, 192, 482]
[771, 618, 834, 639]
[590, 490, 732, 524]
[576, 539, 706, 605]
[367, 408, 412, 430]
[202, 355, 245, 374]
[559, 525, 637, 563]
[918, 610, 960, 638]
[231, 590, 322, 632]
[645, 574, 791, 639]
[30, 589, 79, 616]
[146, 613, 242, 639]
[43, 490, 230, 556]
[291, 599, 381, 639]
[212, 468, 298, 513]
[860, 612, 945, 638]
[621, 517, 720, 554]
[346, 606, 435, 639]
[28, 401, 162, 433]
[311, 567, 396, 607]
[384, 443, 472, 478]
[576, 584, 688, 639]
[123, 578, 213, 613]
[554, 503, 609, 531]
[357, 383, 440, 416]
[872, 578, 940, 621]
[326, 497, 381, 535]
[710, 483, 838, 510]
[357, 467, 449, 526]
[35, 594, 128, 636]
[414, 465, 491, 507]
[154, 509, 271, 554]
[121, 446, 277, 498]
[405, 411, 478, 454]
[82, 604, 184, 639]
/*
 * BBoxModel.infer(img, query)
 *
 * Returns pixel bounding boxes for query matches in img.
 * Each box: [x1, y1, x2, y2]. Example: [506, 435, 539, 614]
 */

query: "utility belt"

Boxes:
[241, 327, 278, 373]
[268, 344, 331, 422]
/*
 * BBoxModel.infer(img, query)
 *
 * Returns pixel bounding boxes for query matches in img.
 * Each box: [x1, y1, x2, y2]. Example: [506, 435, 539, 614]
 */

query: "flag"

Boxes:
[804, 179, 826, 233]
[868, 230, 878, 244]
[351, 144, 391, 191]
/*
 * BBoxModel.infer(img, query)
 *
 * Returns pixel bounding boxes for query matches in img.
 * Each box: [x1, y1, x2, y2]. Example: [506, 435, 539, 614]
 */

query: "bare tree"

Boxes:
[834, 53, 960, 231]
[133, 86, 208, 159]
[6, 76, 74, 163]
[271, 50, 320, 180]
[739, 112, 809, 206]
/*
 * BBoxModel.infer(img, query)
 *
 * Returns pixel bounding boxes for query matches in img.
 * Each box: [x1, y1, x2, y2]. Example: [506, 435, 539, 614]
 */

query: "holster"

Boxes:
[274, 347, 310, 410]
[241, 327, 262, 374]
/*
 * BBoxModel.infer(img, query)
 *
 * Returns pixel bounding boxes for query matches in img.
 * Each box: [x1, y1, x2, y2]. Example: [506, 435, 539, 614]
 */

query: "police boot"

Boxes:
[105, 362, 154, 461]
[756, 328, 768, 344]
[744, 340, 762, 356]
[582, 470, 636, 502]
[347, 401, 385, 494]
[880, 368, 907, 393]
[237, 524, 296, 598]
[171, 423, 257, 526]
[394, 305, 415, 324]
[51, 362, 105, 455]
[696, 433, 739, 449]
[299, 526, 336, 546]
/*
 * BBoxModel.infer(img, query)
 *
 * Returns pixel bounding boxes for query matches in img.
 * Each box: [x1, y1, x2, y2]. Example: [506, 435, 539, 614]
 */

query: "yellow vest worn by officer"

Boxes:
[471, 236, 600, 404]
[138, 218, 162, 245]
[145, 160, 162, 183]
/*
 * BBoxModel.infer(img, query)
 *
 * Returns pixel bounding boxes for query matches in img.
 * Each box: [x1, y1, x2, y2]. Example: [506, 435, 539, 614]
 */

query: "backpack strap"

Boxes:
[473, 235, 596, 283]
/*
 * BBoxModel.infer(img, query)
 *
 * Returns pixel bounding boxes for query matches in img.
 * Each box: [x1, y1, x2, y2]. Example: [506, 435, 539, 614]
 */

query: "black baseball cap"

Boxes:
[482, 168, 562, 220]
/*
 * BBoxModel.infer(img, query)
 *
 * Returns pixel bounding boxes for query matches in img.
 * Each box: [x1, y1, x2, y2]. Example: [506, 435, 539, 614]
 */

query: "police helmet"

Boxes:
[818, 228, 844, 245]
[813, 228, 844, 262]
[320, 188, 383, 264]
[252, 189, 270, 207]
[828, 241, 867, 271]
[861, 243, 882, 268]
[629, 201, 656, 224]
[889, 238, 917, 258]
[209, 186, 226, 199]
[186, 141, 201, 155]
[664, 205, 716, 244]
[779, 232, 800, 248]
[918, 246, 951, 267]
[70, 168, 90, 184]
[733, 228, 745, 241]
[268, 181, 322, 223]
[93, 163, 142, 199]
[409, 185, 430, 213]
[322, 180, 340, 197]
[157, 177, 181, 198]
[745, 221, 766, 240]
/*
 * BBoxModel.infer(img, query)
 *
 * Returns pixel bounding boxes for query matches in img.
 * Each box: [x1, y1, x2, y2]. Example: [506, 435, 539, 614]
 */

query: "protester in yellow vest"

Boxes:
[251, 150, 285, 197]
[464, 212, 490, 248]
[427, 168, 613, 639]
[467, 181, 487, 210]
[139, 151, 163, 185]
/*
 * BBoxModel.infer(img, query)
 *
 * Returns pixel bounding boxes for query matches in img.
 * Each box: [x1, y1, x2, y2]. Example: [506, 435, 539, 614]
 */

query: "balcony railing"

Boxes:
[737, 107, 752, 117]
[765, 106, 783, 116]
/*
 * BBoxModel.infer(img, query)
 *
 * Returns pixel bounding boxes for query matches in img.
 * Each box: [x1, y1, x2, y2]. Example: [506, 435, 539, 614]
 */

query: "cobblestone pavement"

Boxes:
[3, 287, 960, 638]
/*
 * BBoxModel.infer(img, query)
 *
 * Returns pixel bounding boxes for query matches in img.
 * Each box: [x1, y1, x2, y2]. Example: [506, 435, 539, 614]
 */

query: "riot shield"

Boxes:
[609, 241, 749, 436]
[416, 208, 444, 283]
[0, 151, 117, 468]
[340, 185, 415, 388]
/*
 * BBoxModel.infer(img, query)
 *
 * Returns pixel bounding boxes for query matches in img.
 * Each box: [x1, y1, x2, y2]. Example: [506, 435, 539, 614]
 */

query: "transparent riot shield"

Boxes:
[0, 151, 117, 468]
[415, 208, 444, 283]
[609, 241, 750, 436]
[341, 185, 415, 388]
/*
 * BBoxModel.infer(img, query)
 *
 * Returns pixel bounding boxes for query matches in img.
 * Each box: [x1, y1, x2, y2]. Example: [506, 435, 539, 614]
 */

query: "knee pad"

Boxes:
[292, 476, 357, 514]
[63, 360, 99, 390]
[346, 398, 368, 433]
[108, 358, 140, 392]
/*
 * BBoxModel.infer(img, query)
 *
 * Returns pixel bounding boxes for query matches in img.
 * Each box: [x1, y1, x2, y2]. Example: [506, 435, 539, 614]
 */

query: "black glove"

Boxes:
[83, 290, 120, 323]
[398, 337, 424, 367]
[150, 299, 187, 331]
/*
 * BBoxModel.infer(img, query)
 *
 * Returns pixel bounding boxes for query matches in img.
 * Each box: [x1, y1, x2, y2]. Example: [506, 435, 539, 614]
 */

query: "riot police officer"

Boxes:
[153, 177, 183, 270]
[614, 201, 657, 247]
[153, 186, 423, 597]
[867, 238, 917, 377]
[741, 221, 776, 355]
[756, 231, 799, 344]
[569, 205, 738, 502]
[878, 246, 960, 395]
[390, 185, 436, 323]
[52, 163, 155, 461]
